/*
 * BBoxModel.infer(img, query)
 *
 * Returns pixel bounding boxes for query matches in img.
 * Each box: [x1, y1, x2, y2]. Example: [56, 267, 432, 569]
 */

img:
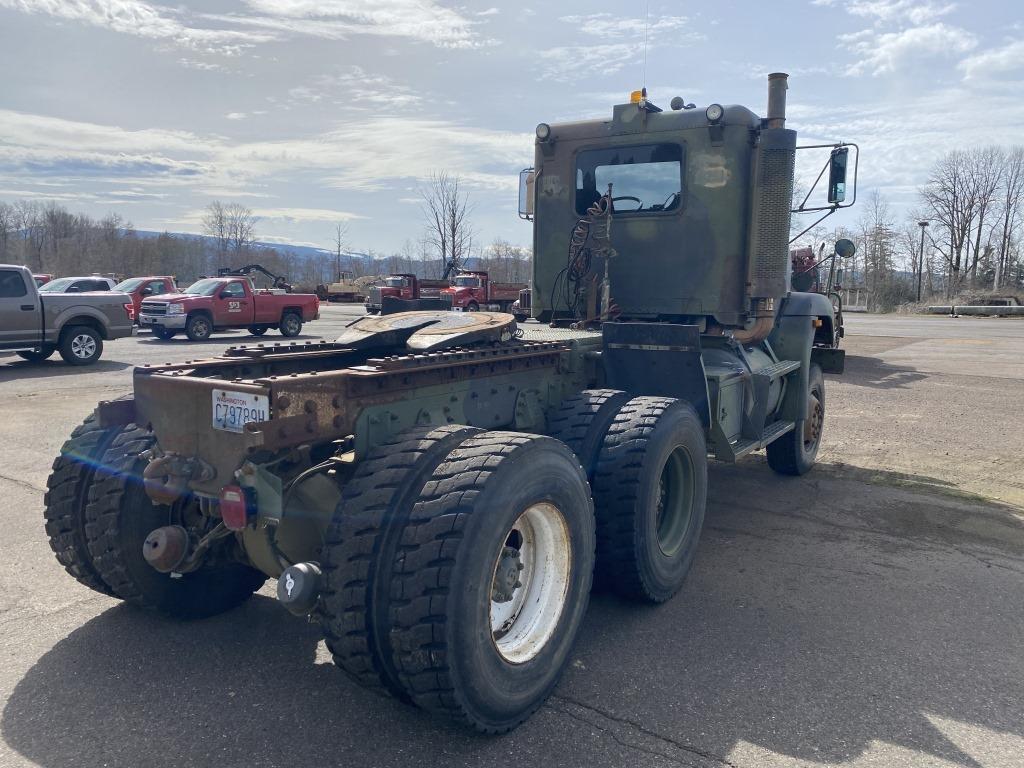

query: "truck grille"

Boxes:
[141, 302, 167, 316]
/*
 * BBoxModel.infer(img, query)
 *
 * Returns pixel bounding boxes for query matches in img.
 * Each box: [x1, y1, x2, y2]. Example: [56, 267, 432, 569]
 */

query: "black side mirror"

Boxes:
[142, 287, 153, 295]
[219, 291, 230, 299]
[828, 148, 849, 204]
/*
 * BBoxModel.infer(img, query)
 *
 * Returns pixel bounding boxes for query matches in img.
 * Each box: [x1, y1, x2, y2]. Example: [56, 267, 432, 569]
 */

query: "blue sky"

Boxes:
[1, 0, 1022, 254]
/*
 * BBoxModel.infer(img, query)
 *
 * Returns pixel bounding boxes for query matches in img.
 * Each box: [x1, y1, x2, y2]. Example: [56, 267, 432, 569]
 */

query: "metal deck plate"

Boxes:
[335, 310, 517, 351]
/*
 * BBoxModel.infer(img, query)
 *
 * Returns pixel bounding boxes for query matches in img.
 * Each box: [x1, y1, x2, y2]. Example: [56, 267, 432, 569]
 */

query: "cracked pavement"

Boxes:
[1, 309, 1022, 768]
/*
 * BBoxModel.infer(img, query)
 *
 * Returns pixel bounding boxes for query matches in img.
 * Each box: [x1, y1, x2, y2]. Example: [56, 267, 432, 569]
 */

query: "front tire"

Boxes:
[248, 325, 269, 336]
[84, 427, 266, 619]
[59, 326, 102, 365]
[152, 328, 177, 340]
[465, 301, 479, 312]
[279, 312, 302, 337]
[592, 397, 708, 603]
[389, 432, 595, 733]
[767, 364, 825, 476]
[185, 314, 213, 342]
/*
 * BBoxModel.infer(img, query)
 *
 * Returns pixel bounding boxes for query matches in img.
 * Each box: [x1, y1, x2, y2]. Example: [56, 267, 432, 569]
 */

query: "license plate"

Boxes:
[212, 389, 269, 433]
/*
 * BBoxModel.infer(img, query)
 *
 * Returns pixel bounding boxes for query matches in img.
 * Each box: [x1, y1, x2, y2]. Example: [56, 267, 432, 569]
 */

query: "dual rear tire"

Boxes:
[319, 427, 596, 733]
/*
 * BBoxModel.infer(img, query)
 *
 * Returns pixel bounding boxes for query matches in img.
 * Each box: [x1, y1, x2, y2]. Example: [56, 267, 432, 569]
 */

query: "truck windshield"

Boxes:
[182, 279, 224, 296]
[114, 278, 145, 292]
[384, 277, 406, 287]
[452, 276, 481, 287]
[575, 143, 684, 215]
[38, 278, 76, 292]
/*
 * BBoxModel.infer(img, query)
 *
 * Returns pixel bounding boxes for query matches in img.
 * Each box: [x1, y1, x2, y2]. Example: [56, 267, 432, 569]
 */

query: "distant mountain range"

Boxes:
[131, 230, 484, 275]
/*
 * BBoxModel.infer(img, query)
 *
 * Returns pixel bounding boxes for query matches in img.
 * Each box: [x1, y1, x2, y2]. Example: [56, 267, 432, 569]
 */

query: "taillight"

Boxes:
[124, 302, 135, 320]
[219, 485, 252, 530]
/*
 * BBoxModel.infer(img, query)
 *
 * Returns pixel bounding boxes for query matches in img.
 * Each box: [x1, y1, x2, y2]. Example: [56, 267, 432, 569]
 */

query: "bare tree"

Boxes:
[0, 202, 14, 260]
[420, 172, 473, 277]
[965, 147, 1003, 282]
[994, 147, 1024, 290]
[333, 221, 349, 282]
[202, 201, 229, 262]
[920, 150, 979, 294]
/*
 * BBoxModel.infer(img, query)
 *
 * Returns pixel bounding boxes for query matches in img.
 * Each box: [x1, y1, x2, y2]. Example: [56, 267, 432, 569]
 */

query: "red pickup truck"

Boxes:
[441, 271, 525, 312]
[113, 276, 179, 323]
[138, 277, 319, 341]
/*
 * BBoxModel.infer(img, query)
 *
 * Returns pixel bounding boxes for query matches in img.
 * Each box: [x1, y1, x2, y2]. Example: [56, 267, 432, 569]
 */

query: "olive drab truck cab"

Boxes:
[44, 73, 857, 735]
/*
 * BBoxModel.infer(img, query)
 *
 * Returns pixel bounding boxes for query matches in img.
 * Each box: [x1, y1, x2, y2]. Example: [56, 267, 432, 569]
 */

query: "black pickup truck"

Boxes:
[0, 265, 134, 365]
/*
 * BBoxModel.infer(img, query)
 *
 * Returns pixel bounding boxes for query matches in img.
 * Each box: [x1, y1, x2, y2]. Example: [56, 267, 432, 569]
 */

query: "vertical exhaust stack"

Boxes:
[744, 72, 797, 331]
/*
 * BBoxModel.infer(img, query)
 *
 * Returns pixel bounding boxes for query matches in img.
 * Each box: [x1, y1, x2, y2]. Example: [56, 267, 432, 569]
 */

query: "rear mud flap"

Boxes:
[601, 323, 710, 427]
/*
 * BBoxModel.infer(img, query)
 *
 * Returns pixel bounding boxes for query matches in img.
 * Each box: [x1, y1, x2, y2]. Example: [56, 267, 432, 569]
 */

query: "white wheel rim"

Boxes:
[71, 334, 96, 358]
[490, 502, 571, 664]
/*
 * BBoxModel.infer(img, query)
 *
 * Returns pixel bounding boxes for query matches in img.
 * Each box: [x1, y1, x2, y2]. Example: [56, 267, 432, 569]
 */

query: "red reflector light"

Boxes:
[219, 485, 250, 530]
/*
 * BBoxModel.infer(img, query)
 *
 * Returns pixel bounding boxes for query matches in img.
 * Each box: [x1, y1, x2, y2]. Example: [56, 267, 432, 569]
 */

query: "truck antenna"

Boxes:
[642, 1, 650, 90]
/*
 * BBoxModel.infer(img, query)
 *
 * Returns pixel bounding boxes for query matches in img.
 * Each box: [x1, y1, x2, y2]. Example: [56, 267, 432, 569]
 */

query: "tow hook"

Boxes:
[277, 562, 322, 616]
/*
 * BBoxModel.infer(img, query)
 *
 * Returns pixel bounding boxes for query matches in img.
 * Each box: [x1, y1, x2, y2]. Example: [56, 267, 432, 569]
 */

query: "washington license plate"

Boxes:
[212, 389, 269, 433]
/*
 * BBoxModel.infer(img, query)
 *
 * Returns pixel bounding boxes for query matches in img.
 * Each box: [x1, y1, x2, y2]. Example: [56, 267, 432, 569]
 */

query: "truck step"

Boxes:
[728, 420, 796, 459]
[759, 359, 801, 381]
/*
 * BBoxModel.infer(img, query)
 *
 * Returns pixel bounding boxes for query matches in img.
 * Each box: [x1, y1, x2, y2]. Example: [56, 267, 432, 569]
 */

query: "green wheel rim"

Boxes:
[655, 446, 696, 557]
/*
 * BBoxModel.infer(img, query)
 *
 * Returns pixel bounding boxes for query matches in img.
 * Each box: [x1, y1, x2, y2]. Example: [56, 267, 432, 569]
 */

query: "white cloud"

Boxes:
[840, 22, 977, 75]
[558, 12, 698, 40]
[225, 0, 485, 49]
[538, 43, 639, 82]
[225, 112, 248, 120]
[0, 0, 272, 53]
[959, 39, 1024, 79]
[249, 207, 366, 222]
[287, 67, 423, 110]
[540, 13, 704, 82]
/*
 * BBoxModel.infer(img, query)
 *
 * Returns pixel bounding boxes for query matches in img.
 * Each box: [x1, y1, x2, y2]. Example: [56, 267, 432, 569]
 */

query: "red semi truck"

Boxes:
[138, 276, 319, 341]
[441, 271, 525, 312]
[363, 274, 450, 314]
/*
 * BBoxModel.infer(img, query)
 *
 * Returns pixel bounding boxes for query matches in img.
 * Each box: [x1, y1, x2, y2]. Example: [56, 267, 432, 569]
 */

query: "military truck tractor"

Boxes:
[43, 73, 854, 734]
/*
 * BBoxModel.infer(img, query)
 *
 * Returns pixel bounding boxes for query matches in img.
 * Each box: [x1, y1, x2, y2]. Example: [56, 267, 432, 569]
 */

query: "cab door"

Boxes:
[0, 268, 40, 347]
[214, 281, 253, 325]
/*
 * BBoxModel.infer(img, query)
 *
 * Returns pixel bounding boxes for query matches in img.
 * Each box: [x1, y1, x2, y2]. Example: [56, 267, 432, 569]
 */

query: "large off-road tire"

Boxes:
[152, 328, 177, 340]
[279, 312, 302, 337]
[43, 412, 128, 595]
[84, 427, 266, 619]
[58, 325, 102, 365]
[592, 397, 707, 604]
[17, 345, 56, 362]
[389, 432, 595, 733]
[767, 364, 825, 476]
[547, 389, 630, 478]
[319, 425, 481, 699]
[185, 314, 213, 342]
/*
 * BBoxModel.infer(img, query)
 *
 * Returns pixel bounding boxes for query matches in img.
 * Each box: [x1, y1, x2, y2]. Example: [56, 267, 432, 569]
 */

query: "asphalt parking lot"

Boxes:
[1, 307, 1022, 768]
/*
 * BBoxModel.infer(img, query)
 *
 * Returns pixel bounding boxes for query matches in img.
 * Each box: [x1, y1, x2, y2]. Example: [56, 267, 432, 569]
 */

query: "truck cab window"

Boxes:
[222, 282, 246, 298]
[0, 269, 27, 298]
[575, 143, 684, 216]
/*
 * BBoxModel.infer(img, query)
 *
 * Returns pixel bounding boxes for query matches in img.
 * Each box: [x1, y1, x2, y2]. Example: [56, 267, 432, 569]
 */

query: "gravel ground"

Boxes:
[1, 308, 1021, 768]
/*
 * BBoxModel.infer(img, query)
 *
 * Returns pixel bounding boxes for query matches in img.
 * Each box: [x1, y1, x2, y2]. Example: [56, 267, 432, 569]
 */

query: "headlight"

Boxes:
[705, 103, 724, 123]
[167, 303, 185, 315]
[535, 123, 551, 141]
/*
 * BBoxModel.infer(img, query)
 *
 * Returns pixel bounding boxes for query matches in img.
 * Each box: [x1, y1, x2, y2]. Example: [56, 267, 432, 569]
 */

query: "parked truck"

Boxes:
[113, 276, 179, 323]
[363, 274, 451, 314]
[43, 73, 854, 734]
[138, 276, 319, 341]
[0, 264, 133, 364]
[441, 271, 526, 312]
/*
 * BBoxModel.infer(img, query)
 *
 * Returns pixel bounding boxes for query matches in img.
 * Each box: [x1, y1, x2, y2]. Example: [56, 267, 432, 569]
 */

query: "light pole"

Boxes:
[917, 220, 929, 302]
